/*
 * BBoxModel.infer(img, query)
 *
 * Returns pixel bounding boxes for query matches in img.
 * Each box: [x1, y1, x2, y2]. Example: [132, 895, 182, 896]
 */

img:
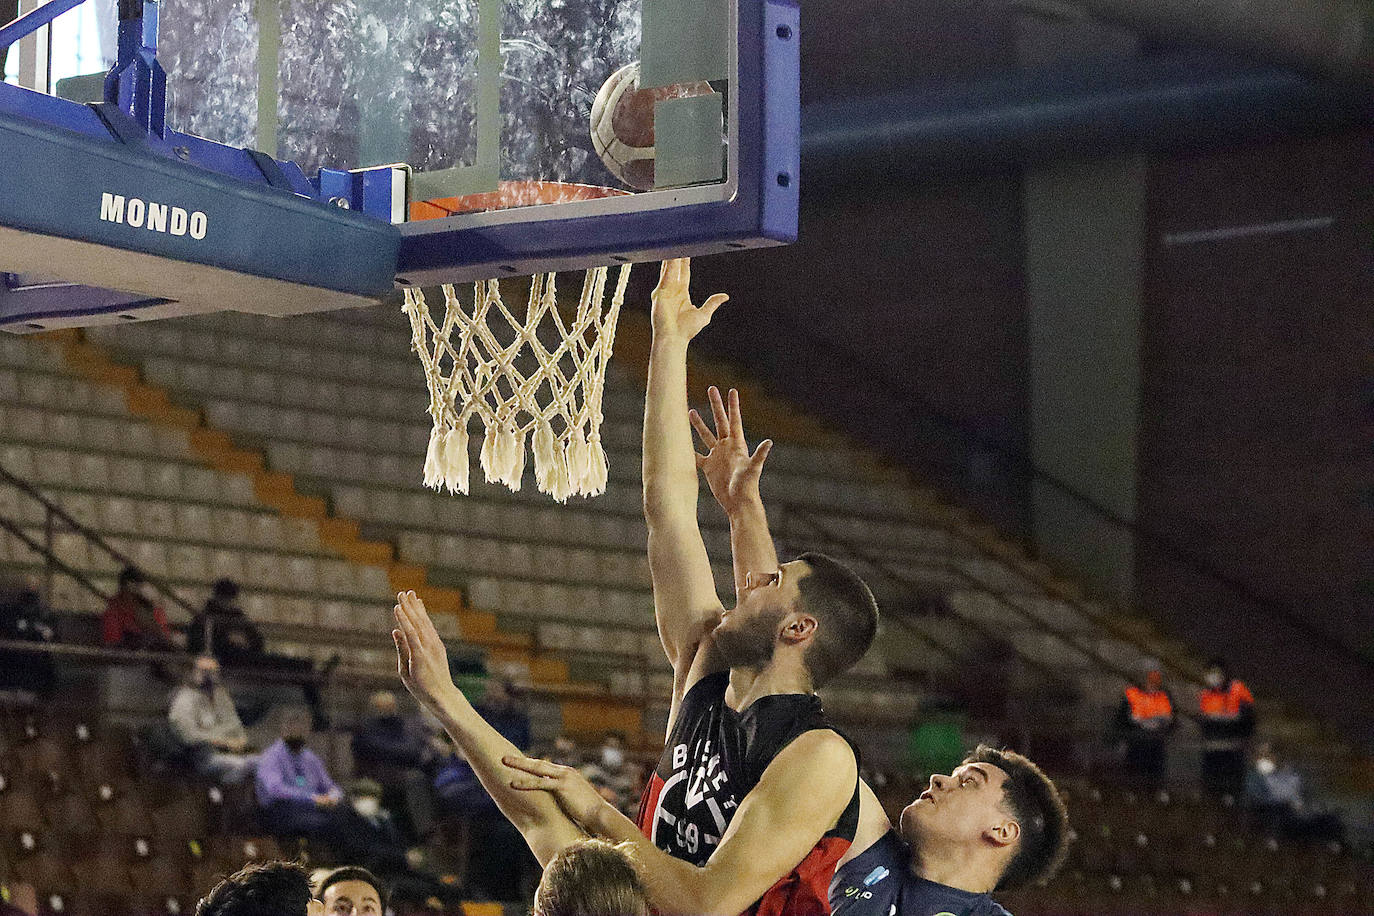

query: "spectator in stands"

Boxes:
[331, 779, 411, 877]
[188, 579, 265, 666]
[351, 690, 438, 840]
[188, 578, 335, 730]
[0, 575, 56, 697]
[317, 866, 386, 916]
[255, 708, 345, 844]
[101, 566, 174, 650]
[328, 789, 463, 911]
[580, 731, 637, 817]
[548, 734, 581, 767]
[1197, 656, 1255, 798]
[533, 839, 651, 916]
[195, 860, 322, 916]
[168, 655, 258, 784]
[1245, 742, 1344, 842]
[1113, 661, 1176, 789]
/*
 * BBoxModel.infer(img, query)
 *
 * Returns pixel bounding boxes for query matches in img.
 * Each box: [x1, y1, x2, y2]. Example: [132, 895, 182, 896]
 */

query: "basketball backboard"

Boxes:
[0, 0, 799, 331]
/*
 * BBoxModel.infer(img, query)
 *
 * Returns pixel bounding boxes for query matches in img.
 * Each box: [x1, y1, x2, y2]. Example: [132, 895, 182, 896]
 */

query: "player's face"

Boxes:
[322, 880, 382, 916]
[899, 762, 1014, 850]
[711, 560, 809, 666]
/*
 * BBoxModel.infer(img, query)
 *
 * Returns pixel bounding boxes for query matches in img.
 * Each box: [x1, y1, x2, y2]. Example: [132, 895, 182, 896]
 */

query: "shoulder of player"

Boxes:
[762, 728, 857, 783]
[835, 826, 903, 878]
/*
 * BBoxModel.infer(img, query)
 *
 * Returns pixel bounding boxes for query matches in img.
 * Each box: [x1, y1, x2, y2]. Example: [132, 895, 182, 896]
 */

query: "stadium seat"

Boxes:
[93, 784, 154, 836]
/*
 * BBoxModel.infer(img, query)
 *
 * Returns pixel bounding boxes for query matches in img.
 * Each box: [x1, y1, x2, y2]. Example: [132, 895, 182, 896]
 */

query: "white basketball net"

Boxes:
[402, 265, 631, 502]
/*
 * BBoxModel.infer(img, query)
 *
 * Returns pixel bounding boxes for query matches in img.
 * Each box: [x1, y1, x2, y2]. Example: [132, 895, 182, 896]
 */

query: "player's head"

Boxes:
[196, 860, 315, 916]
[899, 745, 1068, 893]
[533, 839, 650, 916]
[316, 866, 385, 916]
[712, 551, 878, 687]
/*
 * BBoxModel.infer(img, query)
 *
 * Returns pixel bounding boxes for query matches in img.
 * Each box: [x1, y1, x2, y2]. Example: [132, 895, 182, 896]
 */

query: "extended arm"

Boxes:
[392, 591, 585, 866]
[691, 386, 777, 601]
[508, 730, 858, 916]
[643, 259, 731, 721]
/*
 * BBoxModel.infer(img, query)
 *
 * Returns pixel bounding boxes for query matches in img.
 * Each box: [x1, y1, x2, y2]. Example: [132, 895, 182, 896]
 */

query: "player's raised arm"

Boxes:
[691, 385, 777, 602]
[643, 259, 730, 705]
[506, 729, 858, 916]
[391, 591, 585, 866]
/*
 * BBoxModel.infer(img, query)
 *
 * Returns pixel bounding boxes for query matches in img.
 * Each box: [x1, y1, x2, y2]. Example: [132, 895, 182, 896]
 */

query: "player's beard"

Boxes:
[712, 604, 787, 670]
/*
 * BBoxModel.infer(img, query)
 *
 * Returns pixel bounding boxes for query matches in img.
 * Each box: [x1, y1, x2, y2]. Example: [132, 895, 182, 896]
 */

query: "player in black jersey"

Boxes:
[508, 259, 879, 916]
[830, 746, 1069, 916]
[395, 259, 881, 916]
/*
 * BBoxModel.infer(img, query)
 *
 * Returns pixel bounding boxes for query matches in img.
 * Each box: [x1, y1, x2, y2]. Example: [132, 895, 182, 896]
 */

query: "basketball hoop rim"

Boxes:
[411, 180, 634, 221]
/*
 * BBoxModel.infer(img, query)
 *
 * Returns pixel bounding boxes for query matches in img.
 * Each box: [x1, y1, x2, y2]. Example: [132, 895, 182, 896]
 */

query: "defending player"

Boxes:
[680, 384, 1070, 915]
[829, 747, 1068, 916]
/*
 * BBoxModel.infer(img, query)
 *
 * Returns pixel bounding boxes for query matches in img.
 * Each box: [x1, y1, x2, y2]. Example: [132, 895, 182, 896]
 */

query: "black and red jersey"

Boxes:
[636, 671, 861, 916]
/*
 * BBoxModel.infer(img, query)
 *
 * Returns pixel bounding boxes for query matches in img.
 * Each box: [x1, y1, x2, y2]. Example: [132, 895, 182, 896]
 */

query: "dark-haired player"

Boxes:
[830, 746, 1069, 916]
[195, 860, 321, 916]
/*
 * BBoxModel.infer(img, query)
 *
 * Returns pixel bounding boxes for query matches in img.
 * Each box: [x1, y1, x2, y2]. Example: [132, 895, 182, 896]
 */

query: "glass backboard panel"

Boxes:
[156, 0, 735, 220]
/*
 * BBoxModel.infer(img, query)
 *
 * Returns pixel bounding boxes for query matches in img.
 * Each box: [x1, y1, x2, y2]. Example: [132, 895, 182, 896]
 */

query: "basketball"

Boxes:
[590, 61, 716, 191]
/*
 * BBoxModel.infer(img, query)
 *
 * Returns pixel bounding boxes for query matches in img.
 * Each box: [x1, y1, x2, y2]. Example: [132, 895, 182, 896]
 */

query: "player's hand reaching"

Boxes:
[504, 755, 613, 832]
[392, 590, 460, 715]
[691, 386, 772, 516]
[651, 257, 729, 343]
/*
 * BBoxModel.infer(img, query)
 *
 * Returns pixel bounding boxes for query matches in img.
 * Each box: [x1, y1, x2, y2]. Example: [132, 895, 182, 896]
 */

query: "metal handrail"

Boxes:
[777, 505, 1212, 729]
[0, 459, 196, 617]
[741, 326, 1374, 675]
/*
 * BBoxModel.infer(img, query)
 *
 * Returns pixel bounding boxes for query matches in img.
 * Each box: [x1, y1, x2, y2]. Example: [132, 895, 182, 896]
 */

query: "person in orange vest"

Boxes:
[1114, 662, 1177, 789]
[1198, 657, 1255, 798]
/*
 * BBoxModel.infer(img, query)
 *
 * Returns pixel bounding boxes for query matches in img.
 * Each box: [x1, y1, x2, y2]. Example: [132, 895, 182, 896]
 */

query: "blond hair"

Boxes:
[533, 839, 650, 916]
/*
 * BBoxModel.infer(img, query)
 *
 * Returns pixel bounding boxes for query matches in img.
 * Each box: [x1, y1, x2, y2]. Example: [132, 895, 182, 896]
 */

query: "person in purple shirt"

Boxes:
[256, 707, 346, 842]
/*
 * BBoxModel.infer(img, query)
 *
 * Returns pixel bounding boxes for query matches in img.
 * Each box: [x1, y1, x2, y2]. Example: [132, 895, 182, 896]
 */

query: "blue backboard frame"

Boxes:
[0, 0, 799, 331]
[395, 0, 801, 286]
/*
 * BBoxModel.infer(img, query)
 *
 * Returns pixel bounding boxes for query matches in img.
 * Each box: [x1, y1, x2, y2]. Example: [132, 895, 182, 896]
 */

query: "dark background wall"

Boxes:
[1136, 131, 1374, 713]
[673, 0, 1374, 734]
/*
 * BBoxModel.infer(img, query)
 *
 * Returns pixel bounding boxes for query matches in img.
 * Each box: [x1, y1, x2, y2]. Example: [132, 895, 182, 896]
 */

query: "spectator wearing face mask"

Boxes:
[1197, 657, 1255, 798]
[332, 780, 410, 877]
[1245, 742, 1344, 842]
[580, 732, 637, 817]
[102, 567, 174, 650]
[168, 655, 257, 784]
[255, 708, 345, 843]
[352, 690, 439, 841]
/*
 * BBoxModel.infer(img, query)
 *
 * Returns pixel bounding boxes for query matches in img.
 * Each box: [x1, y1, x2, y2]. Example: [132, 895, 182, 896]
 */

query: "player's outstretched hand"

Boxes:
[504, 754, 610, 830]
[392, 590, 459, 715]
[691, 385, 772, 515]
[651, 257, 729, 343]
